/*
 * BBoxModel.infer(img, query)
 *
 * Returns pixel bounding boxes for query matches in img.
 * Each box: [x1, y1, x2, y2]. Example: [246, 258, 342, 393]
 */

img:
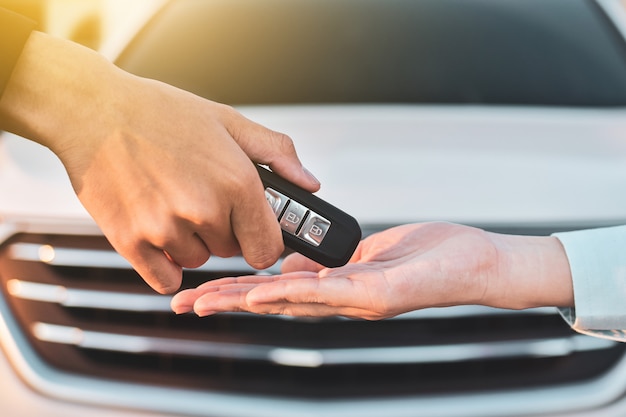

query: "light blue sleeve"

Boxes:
[552, 225, 626, 342]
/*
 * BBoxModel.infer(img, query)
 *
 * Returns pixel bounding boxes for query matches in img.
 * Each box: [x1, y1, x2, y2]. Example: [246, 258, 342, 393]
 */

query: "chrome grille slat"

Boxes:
[8, 242, 280, 274]
[31, 322, 614, 368]
[32, 322, 273, 362]
[7, 280, 172, 312]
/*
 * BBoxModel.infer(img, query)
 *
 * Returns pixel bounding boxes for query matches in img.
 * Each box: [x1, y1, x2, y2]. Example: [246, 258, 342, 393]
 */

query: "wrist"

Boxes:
[482, 232, 574, 310]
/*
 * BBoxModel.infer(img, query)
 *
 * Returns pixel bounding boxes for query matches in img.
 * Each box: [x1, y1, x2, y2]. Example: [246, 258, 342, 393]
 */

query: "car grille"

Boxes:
[0, 228, 623, 400]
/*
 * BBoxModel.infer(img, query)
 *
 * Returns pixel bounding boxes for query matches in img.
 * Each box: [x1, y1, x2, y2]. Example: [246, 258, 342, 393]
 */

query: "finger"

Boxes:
[225, 110, 320, 192]
[193, 286, 253, 316]
[265, 150, 321, 193]
[245, 269, 389, 315]
[171, 286, 215, 313]
[231, 174, 285, 269]
[123, 243, 183, 294]
[172, 283, 250, 314]
[172, 272, 320, 314]
[195, 226, 240, 260]
[161, 233, 211, 269]
[191, 287, 372, 318]
[245, 275, 361, 306]
[240, 301, 382, 319]
[171, 290, 196, 314]
[172, 278, 267, 314]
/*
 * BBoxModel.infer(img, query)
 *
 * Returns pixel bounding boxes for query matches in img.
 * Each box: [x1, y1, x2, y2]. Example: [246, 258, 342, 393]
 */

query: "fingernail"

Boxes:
[172, 305, 192, 315]
[303, 167, 320, 186]
[195, 309, 216, 317]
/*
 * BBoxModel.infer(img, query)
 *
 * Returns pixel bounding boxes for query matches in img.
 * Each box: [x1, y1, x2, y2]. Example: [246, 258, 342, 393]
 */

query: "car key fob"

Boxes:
[257, 165, 362, 268]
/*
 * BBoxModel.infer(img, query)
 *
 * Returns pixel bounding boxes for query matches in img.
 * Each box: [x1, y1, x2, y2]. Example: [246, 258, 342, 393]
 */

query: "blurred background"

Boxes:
[0, 0, 162, 52]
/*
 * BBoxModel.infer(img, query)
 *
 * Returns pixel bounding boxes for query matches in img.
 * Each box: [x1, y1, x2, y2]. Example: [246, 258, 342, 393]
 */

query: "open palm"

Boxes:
[171, 222, 501, 319]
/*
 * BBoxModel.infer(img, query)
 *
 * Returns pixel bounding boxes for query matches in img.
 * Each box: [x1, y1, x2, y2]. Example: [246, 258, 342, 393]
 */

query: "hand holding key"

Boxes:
[0, 30, 321, 294]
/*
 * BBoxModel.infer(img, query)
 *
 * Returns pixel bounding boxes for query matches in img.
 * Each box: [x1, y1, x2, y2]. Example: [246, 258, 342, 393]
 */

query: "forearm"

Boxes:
[0, 31, 126, 154]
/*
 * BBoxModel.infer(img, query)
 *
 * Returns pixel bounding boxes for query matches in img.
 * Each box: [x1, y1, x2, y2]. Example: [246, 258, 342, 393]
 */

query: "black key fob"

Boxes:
[257, 165, 361, 268]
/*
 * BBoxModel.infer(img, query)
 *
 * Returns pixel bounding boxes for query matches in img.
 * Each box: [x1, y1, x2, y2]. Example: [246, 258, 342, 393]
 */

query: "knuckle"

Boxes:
[217, 165, 259, 201]
[217, 102, 237, 117]
[179, 204, 218, 228]
[271, 131, 296, 155]
[144, 225, 177, 249]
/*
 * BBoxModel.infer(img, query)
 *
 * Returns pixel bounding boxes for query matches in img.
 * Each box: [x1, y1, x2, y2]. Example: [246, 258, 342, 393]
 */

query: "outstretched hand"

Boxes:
[171, 222, 574, 319]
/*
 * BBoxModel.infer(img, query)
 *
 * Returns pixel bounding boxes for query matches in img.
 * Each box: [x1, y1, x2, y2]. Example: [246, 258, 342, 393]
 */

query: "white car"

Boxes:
[2, 0, 626, 416]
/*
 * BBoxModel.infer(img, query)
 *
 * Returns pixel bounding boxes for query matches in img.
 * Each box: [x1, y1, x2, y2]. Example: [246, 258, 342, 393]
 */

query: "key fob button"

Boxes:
[279, 200, 308, 234]
[297, 211, 331, 246]
[264, 188, 289, 218]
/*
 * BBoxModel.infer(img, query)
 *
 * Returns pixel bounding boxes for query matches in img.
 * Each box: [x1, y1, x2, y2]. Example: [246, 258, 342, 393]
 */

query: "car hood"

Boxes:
[2, 105, 626, 228]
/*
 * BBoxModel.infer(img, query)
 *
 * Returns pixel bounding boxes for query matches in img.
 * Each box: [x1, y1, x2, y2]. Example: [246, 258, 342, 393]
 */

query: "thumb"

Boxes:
[225, 110, 321, 193]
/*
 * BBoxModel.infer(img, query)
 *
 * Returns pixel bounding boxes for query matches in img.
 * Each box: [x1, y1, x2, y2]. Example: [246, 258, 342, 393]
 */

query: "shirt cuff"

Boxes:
[553, 225, 626, 332]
